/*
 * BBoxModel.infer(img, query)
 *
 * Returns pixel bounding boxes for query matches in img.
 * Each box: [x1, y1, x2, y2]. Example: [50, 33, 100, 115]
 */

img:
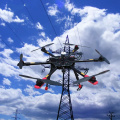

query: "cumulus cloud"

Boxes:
[24, 85, 41, 96]
[65, 0, 75, 12]
[39, 32, 45, 38]
[0, 7, 24, 23]
[0, 87, 61, 120]
[0, 2, 120, 120]
[0, 23, 5, 26]
[36, 22, 43, 30]
[48, 4, 59, 16]
[0, 43, 5, 48]
[3, 78, 11, 86]
[8, 37, 14, 43]
[0, 49, 13, 58]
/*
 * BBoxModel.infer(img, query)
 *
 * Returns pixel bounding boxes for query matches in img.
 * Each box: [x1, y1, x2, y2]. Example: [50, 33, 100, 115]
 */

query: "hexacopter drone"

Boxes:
[17, 38, 110, 91]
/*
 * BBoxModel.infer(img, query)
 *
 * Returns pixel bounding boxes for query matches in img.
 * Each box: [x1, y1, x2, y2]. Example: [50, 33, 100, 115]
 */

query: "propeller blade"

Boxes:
[42, 43, 54, 48]
[17, 54, 24, 69]
[19, 74, 62, 86]
[31, 43, 54, 52]
[19, 74, 38, 79]
[38, 79, 62, 86]
[103, 57, 110, 64]
[95, 49, 102, 56]
[63, 43, 90, 48]
[93, 70, 110, 76]
[73, 76, 93, 84]
[73, 70, 110, 84]
[20, 54, 23, 60]
[95, 49, 110, 64]
[31, 48, 41, 52]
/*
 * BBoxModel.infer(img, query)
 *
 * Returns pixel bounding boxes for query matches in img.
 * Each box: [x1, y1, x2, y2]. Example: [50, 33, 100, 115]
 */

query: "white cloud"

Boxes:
[0, 43, 5, 48]
[0, 8, 24, 23]
[36, 22, 43, 30]
[0, 23, 5, 26]
[8, 37, 14, 43]
[48, 4, 59, 16]
[3, 78, 11, 86]
[0, 3, 120, 119]
[0, 49, 13, 58]
[0, 87, 61, 120]
[56, 16, 66, 23]
[24, 85, 41, 96]
[39, 32, 45, 38]
[65, 0, 75, 12]
[64, 15, 74, 29]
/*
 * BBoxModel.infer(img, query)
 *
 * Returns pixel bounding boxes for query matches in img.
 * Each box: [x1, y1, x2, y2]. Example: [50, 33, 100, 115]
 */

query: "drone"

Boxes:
[17, 40, 110, 91]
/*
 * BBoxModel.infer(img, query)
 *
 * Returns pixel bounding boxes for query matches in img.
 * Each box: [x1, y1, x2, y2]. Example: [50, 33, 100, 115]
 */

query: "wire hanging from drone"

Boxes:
[73, 16, 89, 73]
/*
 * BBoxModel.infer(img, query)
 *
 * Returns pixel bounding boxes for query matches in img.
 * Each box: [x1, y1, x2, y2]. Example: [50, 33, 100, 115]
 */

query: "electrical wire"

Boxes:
[20, 0, 58, 60]
[0, 22, 43, 79]
[0, 38, 19, 57]
[0, 36, 39, 77]
[20, 0, 35, 22]
[5, 22, 24, 46]
[74, 17, 88, 69]
[39, 0, 62, 47]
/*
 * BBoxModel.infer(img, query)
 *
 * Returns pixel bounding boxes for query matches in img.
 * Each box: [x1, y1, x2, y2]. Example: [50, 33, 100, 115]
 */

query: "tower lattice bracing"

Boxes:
[57, 36, 74, 120]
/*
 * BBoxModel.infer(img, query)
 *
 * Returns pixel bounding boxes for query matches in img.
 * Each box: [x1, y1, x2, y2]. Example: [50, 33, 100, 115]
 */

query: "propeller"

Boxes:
[95, 49, 110, 64]
[19, 74, 62, 86]
[73, 70, 110, 84]
[63, 43, 90, 48]
[17, 54, 24, 69]
[93, 70, 110, 76]
[19, 74, 37, 79]
[31, 43, 54, 52]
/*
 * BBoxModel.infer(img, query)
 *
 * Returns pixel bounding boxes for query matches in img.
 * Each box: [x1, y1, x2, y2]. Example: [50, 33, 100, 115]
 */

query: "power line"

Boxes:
[39, 0, 62, 47]
[5, 22, 24, 46]
[0, 38, 19, 57]
[20, 0, 57, 60]
[0, 26, 43, 78]
[73, 16, 88, 69]
[20, 0, 35, 23]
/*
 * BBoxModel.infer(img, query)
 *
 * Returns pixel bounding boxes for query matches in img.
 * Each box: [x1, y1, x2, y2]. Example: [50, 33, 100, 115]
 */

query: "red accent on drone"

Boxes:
[45, 86, 48, 90]
[84, 75, 89, 77]
[88, 80, 98, 85]
[42, 77, 47, 80]
[79, 84, 82, 88]
[34, 85, 41, 89]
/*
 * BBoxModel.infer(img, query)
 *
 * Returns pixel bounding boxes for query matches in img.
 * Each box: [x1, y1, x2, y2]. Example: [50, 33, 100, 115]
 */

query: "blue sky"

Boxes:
[0, 0, 120, 120]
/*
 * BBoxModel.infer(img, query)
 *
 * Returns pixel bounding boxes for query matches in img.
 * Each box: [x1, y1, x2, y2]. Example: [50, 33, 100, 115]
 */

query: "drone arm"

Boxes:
[23, 62, 51, 66]
[17, 61, 51, 69]
[73, 70, 79, 80]
[72, 45, 79, 53]
[71, 66, 85, 77]
[41, 47, 55, 57]
[75, 58, 104, 63]
[44, 65, 57, 79]
[69, 45, 79, 56]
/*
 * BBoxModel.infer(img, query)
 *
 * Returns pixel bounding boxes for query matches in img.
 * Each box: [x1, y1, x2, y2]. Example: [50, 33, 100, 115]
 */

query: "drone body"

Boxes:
[18, 38, 110, 91]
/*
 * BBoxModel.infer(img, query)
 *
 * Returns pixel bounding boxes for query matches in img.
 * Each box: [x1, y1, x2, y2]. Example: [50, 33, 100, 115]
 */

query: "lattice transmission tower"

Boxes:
[57, 36, 74, 120]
